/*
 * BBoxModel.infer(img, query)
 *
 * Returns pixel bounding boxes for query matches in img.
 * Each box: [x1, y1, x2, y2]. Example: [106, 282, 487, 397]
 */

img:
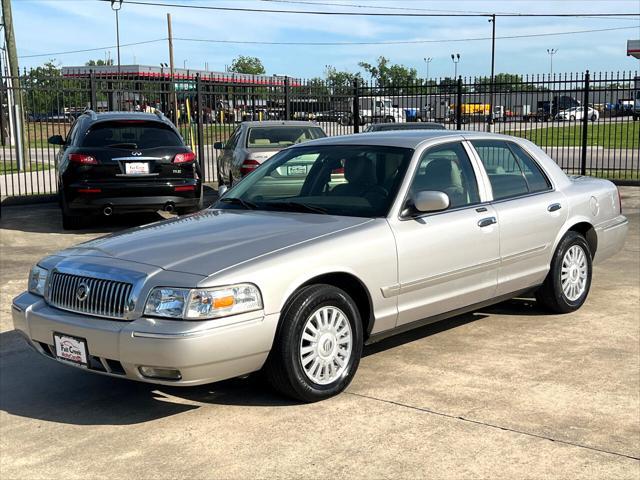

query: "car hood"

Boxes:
[58, 209, 373, 276]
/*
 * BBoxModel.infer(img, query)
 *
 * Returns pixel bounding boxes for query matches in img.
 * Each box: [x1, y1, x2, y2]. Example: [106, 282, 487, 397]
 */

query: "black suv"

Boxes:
[49, 110, 203, 229]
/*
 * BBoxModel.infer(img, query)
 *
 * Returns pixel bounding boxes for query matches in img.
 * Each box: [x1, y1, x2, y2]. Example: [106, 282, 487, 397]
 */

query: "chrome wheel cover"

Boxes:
[299, 306, 353, 385]
[561, 245, 588, 301]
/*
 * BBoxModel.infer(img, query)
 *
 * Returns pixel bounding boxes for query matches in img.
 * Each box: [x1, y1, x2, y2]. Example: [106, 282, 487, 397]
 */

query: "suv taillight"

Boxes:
[240, 159, 260, 177]
[69, 153, 97, 165]
[173, 152, 196, 164]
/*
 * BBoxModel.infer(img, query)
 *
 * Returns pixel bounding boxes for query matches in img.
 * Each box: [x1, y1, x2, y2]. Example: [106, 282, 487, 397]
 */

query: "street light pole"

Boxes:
[110, 1, 122, 75]
[547, 48, 558, 77]
[488, 14, 496, 131]
[451, 53, 460, 79]
[423, 57, 432, 81]
[547, 48, 558, 119]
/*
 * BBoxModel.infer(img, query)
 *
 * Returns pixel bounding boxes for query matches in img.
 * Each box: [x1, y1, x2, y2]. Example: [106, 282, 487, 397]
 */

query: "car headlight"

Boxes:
[28, 265, 49, 296]
[144, 284, 262, 320]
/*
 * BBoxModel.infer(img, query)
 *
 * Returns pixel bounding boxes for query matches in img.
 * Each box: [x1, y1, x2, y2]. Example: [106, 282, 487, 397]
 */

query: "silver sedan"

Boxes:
[13, 130, 628, 402]
[214, 120, 326, 186]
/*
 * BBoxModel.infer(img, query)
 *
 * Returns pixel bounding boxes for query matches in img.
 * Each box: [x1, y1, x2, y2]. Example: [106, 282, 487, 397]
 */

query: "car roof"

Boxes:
[367, 123, 445, 131]
[241, 120, 323, 127]
[291, 129, 523, 149]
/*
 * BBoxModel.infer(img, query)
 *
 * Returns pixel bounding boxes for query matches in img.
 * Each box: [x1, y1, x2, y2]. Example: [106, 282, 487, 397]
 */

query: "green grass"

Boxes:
[508, 122, 639, 149]
[0, 162, 52, 174]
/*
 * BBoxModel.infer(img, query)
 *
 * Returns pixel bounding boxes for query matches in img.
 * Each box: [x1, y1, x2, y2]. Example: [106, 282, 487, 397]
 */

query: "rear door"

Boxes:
[469, 139, 567, 295]
[75, 120, 193, 183]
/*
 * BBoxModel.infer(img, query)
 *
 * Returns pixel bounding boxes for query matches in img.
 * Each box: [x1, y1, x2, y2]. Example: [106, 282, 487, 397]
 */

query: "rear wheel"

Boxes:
[536, 231, 592, 313]
[264, 284, 363, 402]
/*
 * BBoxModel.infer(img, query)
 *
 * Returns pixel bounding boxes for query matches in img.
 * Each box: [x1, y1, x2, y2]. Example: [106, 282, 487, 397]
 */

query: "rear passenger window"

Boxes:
[471, 140, 551, 200]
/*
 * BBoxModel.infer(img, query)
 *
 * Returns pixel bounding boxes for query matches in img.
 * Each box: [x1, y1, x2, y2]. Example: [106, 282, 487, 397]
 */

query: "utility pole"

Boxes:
[488, 14, 496, 131]
[167, 13, 178, 124]
[2, 0, 27, 167]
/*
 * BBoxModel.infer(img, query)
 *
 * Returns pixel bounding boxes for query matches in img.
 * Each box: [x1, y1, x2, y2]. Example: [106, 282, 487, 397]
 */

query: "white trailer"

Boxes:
[358, 96, 406, 123]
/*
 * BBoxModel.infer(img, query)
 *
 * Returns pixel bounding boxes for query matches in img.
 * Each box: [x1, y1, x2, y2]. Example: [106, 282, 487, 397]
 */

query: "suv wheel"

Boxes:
[536, 231, 592, 313]
[264, 284, 363, 402]
[60, 195, 86, 230]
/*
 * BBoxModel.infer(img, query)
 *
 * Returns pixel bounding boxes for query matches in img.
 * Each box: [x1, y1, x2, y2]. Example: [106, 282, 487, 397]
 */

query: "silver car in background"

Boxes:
[13, 130, 627, 403]
[214, 121, 326, 186]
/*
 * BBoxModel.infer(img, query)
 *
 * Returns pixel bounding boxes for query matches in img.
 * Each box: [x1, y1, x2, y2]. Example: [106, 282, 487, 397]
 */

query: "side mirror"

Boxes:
[213, 142, 224, 150]
[48, 135, 64, 146]
[413, 190, 450, 213]
[218, 185, 228, 197]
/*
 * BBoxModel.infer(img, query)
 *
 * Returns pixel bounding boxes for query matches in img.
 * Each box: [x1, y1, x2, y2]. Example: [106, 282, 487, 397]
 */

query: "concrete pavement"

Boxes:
[0, 189, 638, 479]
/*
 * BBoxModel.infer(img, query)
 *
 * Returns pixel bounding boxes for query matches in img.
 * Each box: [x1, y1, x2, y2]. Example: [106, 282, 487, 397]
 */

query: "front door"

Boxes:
[390, 141, 500, 327]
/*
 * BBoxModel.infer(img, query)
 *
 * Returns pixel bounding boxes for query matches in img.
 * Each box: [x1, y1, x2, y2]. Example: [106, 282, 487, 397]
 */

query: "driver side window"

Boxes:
[410, 142, 480, 209]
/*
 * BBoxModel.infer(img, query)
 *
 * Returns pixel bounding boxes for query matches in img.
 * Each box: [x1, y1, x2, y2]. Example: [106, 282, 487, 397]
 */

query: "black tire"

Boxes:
[264, 284, 363, 403]
[60, 195, 86, 230]
[590, 115, 597, 122]
[536, 231, 592, 313]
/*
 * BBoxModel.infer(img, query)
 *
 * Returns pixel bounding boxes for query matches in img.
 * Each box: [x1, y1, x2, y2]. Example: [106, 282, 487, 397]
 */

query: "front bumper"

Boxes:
[12, 292, 279, 386]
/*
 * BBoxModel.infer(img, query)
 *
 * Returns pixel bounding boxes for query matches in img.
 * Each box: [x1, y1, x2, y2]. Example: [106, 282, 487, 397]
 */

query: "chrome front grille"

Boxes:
[47, 271, 133, 319]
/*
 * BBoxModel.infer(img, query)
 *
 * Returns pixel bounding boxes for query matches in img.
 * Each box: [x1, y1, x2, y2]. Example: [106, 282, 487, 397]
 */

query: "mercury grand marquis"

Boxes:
[12, 130, 628, 402]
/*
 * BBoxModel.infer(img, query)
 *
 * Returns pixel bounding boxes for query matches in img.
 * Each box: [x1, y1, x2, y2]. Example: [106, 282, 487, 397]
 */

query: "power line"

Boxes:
[19, 38, 166, 59]
[175, 26, 639, 46]
[94, 0, 640, 18]
[18, 24, 638, 59]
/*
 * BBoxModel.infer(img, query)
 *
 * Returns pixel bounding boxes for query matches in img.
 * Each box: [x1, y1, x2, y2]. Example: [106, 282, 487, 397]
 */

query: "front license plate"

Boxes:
[287, 165, 307, 175]
[125, 162, 149, 175]
[53, 333, 88, 367]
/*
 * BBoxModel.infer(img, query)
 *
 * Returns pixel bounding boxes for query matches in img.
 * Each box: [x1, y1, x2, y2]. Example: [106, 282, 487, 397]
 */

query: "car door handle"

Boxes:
[478, 217, 497, 228]
[547, 203, 562, 212]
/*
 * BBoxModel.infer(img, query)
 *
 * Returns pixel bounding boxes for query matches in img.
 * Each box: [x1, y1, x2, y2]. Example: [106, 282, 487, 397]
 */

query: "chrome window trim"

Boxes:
[389, 136, 485, 222]
[464, 137, 557, 202]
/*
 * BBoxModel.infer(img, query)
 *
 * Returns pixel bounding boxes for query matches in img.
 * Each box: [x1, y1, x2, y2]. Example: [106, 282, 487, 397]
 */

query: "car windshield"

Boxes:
[246, 126, 325, 148]
[82, 121, 183, 148]
[216, 144, 414, 217]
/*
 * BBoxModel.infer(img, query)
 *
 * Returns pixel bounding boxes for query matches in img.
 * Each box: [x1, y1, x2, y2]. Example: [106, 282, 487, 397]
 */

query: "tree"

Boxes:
[25, 61, 87, 115]
[85, 59, 114, 66]
[474, 73, 544, 93]
[324, 66, 362, 94]
[358, 56, 418, 88]
[228, 56, 266, 75]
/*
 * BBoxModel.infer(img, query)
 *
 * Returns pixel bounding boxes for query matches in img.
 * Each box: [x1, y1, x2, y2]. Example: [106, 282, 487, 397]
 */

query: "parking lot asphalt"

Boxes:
[0, 188, 638, 479]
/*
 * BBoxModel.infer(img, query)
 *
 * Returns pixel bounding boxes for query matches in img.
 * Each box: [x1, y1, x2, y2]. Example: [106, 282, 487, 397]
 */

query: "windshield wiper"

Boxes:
[107, 143, 138, 149]
[264, 201, 328, 214]
[218, 197, 258, 210]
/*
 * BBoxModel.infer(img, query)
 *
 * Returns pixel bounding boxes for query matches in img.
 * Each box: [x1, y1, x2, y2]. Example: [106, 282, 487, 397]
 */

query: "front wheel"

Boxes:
[264, 284, 363, 402]
[536, 231, 592, 313]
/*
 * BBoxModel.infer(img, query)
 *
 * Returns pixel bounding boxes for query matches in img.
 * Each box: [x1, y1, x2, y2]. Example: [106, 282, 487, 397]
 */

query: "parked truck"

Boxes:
[358, 96, 406, 124]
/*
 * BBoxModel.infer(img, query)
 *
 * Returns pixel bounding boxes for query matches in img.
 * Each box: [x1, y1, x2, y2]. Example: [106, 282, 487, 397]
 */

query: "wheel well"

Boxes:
[568, 222, 597, 255]
[298, 272, 374, 339]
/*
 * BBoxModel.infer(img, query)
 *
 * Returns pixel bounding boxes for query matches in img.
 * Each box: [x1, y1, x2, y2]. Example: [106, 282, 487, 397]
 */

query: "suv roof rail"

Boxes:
[83, 108, 98, 120]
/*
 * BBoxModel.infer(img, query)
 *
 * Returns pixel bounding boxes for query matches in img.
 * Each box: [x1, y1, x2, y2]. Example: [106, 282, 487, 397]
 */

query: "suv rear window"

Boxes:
[246, 126, 325, 148]
[81, 121, 183, 148]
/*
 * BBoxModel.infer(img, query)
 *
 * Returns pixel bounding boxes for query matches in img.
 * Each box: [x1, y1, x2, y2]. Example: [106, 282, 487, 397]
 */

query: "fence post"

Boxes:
[196, 73, 206, 182]
[89, 70, 97, 111]
[353, 78, 360, 133]
[580, 70, 590, 176]
[456, 76, 463, 130]
[284, 76, 291, 120]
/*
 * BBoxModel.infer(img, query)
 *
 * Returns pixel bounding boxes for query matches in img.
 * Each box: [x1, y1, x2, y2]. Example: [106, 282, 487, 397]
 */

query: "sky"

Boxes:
[8, 0, 640, 79]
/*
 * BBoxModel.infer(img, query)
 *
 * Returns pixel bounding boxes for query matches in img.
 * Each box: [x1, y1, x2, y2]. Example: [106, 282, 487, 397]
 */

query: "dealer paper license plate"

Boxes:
[53, 333, 88, 367]
[125, 162, 149, 175]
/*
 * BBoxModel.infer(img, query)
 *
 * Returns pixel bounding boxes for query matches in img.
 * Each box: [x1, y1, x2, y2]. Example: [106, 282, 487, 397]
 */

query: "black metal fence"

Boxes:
[1, 70, 638, 198]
